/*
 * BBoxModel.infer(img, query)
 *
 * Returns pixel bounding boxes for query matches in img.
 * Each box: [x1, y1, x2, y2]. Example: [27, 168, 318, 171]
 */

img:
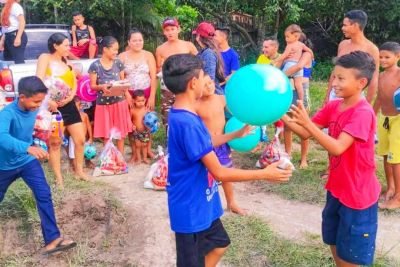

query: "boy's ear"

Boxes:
[359, 77, 369, 90]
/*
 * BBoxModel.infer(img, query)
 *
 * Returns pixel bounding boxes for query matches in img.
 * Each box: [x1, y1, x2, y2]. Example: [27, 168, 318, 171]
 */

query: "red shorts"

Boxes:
[70, 40, 98, 58]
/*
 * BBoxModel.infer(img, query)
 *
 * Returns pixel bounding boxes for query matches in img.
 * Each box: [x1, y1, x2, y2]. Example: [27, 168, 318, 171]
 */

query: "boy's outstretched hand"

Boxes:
[289, 100, 312, 128]
[28, 146, 49, 160]
[235, 125, 256, 139]
[262, 161, 292, 183]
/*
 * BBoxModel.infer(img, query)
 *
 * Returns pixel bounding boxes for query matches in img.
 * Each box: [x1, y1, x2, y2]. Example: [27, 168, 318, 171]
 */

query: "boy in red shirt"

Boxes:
[283, 51, 381, 266]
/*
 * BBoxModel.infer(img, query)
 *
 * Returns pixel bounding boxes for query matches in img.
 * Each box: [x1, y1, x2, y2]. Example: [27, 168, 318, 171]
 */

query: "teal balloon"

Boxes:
[226, 64, 292, 126]
[225, 117, 261, 152]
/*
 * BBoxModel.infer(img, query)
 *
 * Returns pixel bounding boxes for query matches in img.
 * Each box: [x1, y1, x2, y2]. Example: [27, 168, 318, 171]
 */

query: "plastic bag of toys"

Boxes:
[33, 96, 53, 142]
[256, 128, 295, 170]
[144, 146, 168, 190]
[93, 129, 128, 177]
[43, 76, 71, 102]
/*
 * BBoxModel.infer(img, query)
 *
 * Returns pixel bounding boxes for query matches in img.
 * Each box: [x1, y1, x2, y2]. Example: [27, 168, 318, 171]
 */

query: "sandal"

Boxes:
[42, 238, 77, 255]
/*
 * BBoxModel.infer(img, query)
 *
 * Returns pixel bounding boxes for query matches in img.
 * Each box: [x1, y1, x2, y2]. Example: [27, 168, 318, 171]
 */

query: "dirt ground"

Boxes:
[1, 151, 400, 266]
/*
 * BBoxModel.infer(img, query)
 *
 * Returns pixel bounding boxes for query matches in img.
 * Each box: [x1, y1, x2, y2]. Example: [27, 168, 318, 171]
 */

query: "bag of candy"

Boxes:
[256, 128, 294, 170]
[144, 146, 168, 190]
[33, 96, 53, 142]
[93, 128, 128, 177]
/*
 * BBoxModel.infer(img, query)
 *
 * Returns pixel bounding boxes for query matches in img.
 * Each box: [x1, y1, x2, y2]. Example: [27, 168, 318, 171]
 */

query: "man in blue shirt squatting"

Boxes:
[163, 54, 292, 267]
[0, 76, 76, 255]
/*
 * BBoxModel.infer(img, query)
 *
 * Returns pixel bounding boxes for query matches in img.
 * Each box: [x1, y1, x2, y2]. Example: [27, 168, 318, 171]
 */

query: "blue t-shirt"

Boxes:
[221, 47, 240, 78]
[0, 100, 37, 170]
[167, 108, 223, 233]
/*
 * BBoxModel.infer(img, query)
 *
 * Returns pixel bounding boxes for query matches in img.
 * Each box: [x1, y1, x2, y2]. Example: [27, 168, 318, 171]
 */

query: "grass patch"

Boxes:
[222, 215, 398, 267]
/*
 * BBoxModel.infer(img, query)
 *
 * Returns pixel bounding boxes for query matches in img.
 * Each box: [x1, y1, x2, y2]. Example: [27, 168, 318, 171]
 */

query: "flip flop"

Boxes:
[42, 238, 77, 255]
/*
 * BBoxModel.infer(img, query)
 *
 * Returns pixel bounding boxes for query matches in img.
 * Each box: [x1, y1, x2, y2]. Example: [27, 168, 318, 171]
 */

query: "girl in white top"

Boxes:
[0, 0, 27, 64]
[119, 29, 157, 110]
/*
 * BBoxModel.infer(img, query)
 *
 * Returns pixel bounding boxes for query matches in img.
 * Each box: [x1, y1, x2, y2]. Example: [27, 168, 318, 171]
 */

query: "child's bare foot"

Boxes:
[227, 203, 247, 216]
[299, 160, 308, 169]
[55, 181, 64, 190]
[85, 160, 96, 169]
[147, 150, 156, 159]
[74, 172, 92, 182]
[382, 188, 395, 202]
[143, 158, 151, 164]
[251, 143, 262, 153]
[380, 195, 400, 210]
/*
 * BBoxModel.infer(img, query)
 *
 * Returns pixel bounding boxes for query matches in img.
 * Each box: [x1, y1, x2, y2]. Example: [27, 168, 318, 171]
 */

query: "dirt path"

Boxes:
[229, 182, 400, 260]
[96, 164, 400, 266]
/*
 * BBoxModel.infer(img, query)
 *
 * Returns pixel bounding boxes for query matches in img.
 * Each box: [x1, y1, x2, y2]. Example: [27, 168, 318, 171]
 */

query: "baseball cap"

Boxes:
[162, 17, 180, 28]
[192, 22, 215, 38]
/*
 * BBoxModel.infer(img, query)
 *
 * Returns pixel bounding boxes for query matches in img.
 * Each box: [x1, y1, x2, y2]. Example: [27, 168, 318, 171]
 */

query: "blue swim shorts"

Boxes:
[322, 191, 378, 266]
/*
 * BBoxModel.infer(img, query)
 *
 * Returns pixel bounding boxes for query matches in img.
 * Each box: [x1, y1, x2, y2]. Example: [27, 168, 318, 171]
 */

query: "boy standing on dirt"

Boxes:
[196, 75, 247, 215]
[283, 51, 381, 266]
[162, 54, 291, 267]
[373, 42, 400, 209]
[0, 76, 76, 255]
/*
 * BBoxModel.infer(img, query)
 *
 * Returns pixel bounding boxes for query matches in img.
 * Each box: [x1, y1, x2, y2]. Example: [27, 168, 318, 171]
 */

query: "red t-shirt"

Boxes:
[312, 99, 381, 209]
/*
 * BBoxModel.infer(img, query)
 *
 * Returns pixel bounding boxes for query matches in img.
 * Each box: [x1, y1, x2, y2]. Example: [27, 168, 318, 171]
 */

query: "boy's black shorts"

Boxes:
[175, 218, 230, 267]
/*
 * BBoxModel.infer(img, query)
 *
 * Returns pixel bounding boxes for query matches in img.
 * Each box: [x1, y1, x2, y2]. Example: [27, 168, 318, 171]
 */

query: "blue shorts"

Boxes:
[214, 144, 233, 168]
[282, 60, 303, 78]
[322, 191, 378, 266]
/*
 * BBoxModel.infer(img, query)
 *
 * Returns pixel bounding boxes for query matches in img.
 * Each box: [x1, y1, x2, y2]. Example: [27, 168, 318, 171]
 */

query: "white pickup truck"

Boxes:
[0, 24, 96, 108]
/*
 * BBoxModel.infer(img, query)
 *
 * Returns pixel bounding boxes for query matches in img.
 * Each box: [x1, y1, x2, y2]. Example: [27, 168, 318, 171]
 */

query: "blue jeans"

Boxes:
[0, 159, 60, 245]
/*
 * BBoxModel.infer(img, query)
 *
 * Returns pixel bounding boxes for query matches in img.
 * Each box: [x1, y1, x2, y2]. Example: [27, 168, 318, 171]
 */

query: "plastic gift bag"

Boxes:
[256, 128, 295, 170]
[43, 76, 71, 102]
[33, 96, 53, 142]
[144, 146, 168, 190]
[93, 129, 128, 177]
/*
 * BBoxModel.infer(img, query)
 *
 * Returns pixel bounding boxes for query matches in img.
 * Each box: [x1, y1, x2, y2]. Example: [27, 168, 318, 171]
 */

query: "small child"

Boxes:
[276, 24, 313, 102]
[0, 76, 76, 255]
[196, 75, 248, 215]
[68, 96, 95, 169]
[130, 90, 151, 164]
[283, 51, 381, 266]
[69, 11, 98, 59]
[163, 54, 291, 266]
[373, 41, 400, 209]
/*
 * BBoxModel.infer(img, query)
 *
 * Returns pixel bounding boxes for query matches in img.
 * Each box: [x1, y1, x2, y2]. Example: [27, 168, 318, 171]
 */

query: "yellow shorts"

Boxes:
[377, 114, 400, 163]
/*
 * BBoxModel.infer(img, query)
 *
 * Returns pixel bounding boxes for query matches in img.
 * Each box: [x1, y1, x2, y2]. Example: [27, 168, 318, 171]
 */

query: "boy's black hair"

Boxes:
[133, 89, 145, 98]
[72, 11, 83, 17]
[216, 27, 230, 39]
[379, 42, 400, 54]
[345, 10, 368, 31]
[333, 51, 375, 87]
[18, 76, 48, 98]
[162, 54, 204, 95]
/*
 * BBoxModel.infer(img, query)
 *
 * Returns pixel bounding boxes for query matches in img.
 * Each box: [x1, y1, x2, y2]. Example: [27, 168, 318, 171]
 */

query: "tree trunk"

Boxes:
[272, 10, 280, 38]
[256, 15, 266, 46]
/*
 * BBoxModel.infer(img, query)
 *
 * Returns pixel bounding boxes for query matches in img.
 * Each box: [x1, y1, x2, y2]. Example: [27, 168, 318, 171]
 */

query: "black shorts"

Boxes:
[58, 100, 82, 126]
[175, 218, 230, 267]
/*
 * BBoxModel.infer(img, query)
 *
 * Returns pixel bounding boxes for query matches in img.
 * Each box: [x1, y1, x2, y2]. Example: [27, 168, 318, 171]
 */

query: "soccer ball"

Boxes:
[143, 111, 159, 130]
[394, 87, 400, 111]
[84, 143, 97, 160]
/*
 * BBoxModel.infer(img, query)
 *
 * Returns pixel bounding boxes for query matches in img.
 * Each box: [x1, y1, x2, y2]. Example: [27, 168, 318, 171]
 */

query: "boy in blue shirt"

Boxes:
[163, 54, 292, 267]
[0, 76, 76, 255]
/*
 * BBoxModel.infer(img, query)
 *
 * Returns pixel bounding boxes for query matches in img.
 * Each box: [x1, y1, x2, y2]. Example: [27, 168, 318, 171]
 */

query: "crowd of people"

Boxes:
[0, 2, 399, 266]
